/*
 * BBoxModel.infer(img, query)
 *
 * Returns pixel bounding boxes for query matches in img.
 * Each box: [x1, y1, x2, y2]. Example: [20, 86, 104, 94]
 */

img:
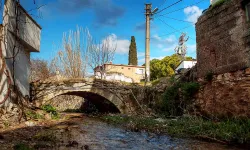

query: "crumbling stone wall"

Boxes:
[196, 68, 250, 117]
[196, 0, 250, 77]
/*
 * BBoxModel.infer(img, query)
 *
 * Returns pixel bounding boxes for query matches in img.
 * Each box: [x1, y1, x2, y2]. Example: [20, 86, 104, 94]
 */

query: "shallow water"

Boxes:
[55, 114, 241, 150]
[0, 113, 243, 150]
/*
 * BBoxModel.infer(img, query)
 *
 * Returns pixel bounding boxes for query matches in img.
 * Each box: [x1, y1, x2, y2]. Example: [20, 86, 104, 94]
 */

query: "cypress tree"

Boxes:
[128, 36, 138, 65]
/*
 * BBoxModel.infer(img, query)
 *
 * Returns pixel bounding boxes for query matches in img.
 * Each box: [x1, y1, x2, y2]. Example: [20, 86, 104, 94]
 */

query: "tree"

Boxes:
[150, 54, 193, 80]
[128, 36, 138, 65]
[88, 35, 117, 79]
[30, 59, 50, 82]
[50, 27, 91, 78]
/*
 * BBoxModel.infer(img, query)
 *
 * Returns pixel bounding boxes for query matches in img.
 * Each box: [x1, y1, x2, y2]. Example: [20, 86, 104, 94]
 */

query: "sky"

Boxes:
[2, 0, 210, 66]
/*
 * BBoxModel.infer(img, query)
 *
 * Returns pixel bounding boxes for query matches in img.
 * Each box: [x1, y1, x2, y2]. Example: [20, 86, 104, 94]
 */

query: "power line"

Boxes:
[156, 0, 206, 17]
[155, 0, 183, 15]
[157, 18, 195, 40]
[160, 16, 194, 24]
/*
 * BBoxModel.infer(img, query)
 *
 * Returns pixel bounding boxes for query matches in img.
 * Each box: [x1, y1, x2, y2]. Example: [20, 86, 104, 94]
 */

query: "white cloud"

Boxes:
[151, 34, 177, 51]
[184, 6, 203, 24]
[104, 34, 130, 54]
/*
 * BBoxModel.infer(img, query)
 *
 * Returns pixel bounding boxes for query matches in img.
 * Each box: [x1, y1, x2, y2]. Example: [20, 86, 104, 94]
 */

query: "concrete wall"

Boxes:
[3, 0, 41, 52]
[1, 0, 41, 97]
[196, 0, 250, 77]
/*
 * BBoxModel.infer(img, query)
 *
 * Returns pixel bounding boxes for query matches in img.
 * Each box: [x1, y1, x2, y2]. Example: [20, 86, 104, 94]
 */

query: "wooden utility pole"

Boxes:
[145, 4, 151, 83]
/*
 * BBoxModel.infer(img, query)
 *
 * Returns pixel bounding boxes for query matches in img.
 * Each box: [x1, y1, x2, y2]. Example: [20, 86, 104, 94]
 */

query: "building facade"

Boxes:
[94, 63, 145, 83]
[0, 0, 41, 107]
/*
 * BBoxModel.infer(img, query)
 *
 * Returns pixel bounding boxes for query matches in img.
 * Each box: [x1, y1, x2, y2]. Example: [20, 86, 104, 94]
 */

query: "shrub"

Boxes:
[160, 82, 200, 116]
[205, 71, 213, 81]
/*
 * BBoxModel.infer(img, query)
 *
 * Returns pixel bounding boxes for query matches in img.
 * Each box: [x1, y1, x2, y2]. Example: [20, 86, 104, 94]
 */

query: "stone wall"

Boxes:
[196, 0, 250, 78]
[196, 68, 250, 117]
[46, 95, 84, 112]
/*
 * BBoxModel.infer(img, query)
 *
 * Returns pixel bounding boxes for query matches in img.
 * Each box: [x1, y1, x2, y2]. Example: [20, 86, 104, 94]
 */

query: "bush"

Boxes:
[160, 82, 199, 116]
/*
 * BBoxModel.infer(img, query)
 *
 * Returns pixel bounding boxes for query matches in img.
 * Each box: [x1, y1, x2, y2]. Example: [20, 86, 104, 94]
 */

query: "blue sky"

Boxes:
[7, 0, 210, 65]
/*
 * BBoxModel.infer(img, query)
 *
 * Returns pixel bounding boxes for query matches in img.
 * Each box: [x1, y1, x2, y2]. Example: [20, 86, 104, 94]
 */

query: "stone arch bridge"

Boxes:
[30, 78, 142, 114]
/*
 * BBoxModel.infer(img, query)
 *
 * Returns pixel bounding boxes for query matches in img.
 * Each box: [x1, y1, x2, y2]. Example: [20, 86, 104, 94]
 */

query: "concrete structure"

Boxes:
[94, 63, 145, 83]
[31, 79, 139, 114]
[196, 0, 250, 78]
[175, 60, 197, 73]
[1, 0, 41, 98]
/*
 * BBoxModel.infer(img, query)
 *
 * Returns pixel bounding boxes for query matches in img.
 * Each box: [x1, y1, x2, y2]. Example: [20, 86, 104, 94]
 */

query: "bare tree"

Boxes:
[50, 27, 91, 78]
[88, 35, 117, 79]
[30, 59, 50, 82]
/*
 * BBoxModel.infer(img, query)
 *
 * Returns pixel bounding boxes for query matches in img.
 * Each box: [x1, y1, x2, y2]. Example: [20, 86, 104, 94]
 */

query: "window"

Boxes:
[246, 2, 250, 21]
[128, 68, 131, 70]
[121, 67, 124, 69]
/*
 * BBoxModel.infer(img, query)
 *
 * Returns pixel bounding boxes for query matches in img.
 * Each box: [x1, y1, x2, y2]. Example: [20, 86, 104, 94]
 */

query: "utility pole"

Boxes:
[145, 4, 151, 83]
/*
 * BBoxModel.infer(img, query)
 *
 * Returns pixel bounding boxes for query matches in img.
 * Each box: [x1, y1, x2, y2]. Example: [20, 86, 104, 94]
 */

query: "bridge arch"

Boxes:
[31, 80, 135, 114]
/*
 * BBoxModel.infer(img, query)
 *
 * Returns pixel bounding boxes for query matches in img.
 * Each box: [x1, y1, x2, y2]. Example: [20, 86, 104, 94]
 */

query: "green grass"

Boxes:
[101, 115, 250, 145]
[41, 104, 60, 119]
[25, 111, 44, 120]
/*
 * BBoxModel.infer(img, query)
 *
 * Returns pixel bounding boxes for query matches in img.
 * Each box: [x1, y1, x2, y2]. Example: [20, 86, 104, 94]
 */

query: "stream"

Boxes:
[55, 113, 241, 150]
[0, 113, 242, 150]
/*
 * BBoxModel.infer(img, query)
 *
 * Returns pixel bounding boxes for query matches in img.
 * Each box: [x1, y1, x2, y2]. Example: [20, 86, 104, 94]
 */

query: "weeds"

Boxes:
[25, 111, 44, 120]
[205, 71, 214, 81]
[41, 104, 59, 119]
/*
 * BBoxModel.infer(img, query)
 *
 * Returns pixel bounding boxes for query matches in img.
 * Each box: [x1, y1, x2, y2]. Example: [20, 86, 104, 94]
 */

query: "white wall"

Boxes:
[4, 0, 41, 52]
[175, 62, 185, 71]
[95, 72, 133, 83]
[1, 0, 41, 97]
[183, 61, 197, 69]
[175, 61, 197, 73]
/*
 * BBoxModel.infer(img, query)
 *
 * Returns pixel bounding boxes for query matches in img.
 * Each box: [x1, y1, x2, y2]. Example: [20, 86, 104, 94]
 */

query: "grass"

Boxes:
[25, 111, 44, 120]
[101, 115, 250, 146]
[41, 104, 60, 119]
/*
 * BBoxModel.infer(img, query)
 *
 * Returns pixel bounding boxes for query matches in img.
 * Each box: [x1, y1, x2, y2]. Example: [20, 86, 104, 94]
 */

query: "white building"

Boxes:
[175, 60, 197, 73]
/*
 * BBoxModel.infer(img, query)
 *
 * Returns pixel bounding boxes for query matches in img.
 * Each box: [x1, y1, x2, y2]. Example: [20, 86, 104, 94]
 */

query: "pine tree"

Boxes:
[128, 36, 138, 65]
